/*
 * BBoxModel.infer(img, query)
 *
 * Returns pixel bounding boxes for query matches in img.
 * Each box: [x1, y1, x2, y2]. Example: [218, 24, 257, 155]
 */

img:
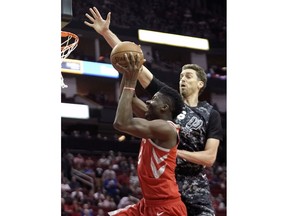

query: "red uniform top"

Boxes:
[137, 121, 181, 201]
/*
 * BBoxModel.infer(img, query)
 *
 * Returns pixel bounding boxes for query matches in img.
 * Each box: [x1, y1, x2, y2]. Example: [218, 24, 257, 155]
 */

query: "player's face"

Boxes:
[145, 92, 165, 120]
[179, 69, 202, 98]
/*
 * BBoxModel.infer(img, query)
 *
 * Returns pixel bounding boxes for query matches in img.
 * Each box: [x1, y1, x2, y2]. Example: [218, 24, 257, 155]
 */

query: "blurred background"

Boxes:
[61, 1, 226, 215]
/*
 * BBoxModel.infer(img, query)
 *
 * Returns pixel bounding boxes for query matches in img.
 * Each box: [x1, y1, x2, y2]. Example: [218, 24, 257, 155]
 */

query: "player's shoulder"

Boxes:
[199, 101, 220, 114]
[210, 108, 221, 119]
[150, 119, 177, 131]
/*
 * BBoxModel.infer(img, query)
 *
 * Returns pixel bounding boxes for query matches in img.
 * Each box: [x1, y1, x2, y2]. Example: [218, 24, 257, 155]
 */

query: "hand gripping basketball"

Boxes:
[110, 41, 145, 74]
[116, 52, 145, 81]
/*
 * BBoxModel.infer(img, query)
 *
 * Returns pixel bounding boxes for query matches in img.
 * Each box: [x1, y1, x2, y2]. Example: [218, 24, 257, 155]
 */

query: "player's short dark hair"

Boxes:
[159, 86, 184, 120]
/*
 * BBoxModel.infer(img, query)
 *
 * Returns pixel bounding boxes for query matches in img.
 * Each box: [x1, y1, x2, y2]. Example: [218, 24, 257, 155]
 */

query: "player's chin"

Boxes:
[180, 90, 186, 97]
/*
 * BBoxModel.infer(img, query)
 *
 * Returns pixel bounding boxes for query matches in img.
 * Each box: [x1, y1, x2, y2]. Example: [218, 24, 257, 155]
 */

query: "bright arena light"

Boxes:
[138, 29, 209, 50]
[61, 103, 89, 119]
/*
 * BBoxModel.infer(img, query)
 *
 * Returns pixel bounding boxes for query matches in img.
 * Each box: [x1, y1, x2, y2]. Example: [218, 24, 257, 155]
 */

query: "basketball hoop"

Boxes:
[61, 31, 79, 88]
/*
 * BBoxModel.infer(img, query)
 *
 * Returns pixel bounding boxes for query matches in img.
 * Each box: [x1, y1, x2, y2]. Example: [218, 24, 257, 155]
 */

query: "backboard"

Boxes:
[61, 0, 73, 29]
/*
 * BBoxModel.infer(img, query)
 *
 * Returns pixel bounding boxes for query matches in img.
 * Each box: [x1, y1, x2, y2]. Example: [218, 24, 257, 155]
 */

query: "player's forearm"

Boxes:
[137, 66, 153, 89]
[102, 29, 122, 48]
[132, 96, 147, 118]
[118, 74, 144, 117]
[113, 86, 136, 132]
[177, 149, 216, 167]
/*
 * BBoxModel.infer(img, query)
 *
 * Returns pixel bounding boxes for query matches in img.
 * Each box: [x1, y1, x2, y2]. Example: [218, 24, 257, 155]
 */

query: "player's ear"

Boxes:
[161, 104, 169, 112]
[198, 81, 204, 89]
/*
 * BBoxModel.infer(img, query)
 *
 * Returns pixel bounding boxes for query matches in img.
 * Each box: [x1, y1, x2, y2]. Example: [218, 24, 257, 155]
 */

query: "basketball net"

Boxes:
[61, 31, 79, 88]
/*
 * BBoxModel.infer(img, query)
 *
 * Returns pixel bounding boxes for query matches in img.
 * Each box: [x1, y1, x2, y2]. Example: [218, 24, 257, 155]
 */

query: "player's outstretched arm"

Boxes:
[113, 53, 142, 134]
[84, 6, 154, 88]
[84, 7, 121, 48]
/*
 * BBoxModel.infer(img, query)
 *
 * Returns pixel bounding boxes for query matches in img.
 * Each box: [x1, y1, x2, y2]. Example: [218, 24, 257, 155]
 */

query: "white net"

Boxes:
[61, 31, 79, 88]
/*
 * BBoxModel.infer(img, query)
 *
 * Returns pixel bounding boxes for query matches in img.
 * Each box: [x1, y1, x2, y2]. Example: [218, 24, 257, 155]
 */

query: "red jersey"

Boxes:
[137, 121, 181, 201]
[108, 121, 187, 216]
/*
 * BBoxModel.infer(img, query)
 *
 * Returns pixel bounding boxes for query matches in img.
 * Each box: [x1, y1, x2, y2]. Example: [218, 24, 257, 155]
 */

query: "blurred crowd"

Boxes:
[61, 150, 226, 216]
[72, 0, 226, 43]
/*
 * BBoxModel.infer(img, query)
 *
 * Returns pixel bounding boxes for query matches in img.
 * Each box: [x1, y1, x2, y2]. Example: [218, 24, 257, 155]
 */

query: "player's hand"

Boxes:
[117, 53, 146, 82]
[84, 7, 111, 35]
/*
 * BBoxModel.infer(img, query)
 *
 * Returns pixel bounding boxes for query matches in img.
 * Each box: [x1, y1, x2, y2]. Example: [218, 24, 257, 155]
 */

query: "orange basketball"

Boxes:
[110, 41, 144, 73]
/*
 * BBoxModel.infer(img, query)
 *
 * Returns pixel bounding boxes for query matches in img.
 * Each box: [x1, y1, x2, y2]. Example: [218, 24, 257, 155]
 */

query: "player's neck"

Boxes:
[159, 115, 172, 121]
[183, 94, 198, 107]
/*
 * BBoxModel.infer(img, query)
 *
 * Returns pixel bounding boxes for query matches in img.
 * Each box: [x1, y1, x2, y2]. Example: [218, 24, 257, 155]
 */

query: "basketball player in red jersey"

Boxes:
[109, 53, 187, 216]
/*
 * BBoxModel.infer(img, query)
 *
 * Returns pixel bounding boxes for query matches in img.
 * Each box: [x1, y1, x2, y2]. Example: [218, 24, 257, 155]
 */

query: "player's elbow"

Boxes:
[205, 156, 217, 167]
[113, 120, 128, 132]
[113, 121, 123, 131]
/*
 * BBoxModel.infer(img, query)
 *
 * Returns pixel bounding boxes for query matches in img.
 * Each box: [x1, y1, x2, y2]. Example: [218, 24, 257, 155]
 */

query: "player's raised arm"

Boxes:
[84, 6, 154, 88]
[84, 7, 120, 48]
[113, 52, 146, 136]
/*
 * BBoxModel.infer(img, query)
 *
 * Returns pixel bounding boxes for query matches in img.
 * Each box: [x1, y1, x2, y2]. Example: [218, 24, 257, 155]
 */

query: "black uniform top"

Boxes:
[145, 76, 223, 215]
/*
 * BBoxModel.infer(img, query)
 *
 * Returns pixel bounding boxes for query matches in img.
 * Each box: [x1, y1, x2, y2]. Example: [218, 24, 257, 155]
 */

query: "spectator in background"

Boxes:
[93, 187, 106, 205]
[85, 156, 95, 168]
[82, 203, 93, 216]
[73, 153, 85, 170]
[117, 170, 130, 187]
[117, 195, 139, 209]
[98, 194, 117, 209]
[61, 177, 71, 196]
[62, 197, 74, 215]
[103, 171, 120, 203]
[72, 199, 82, 216]
[94, 167, 104, 189]
[127, 169, 141, 197]
[97, 153, 111, 169]
[71, 187, 84, 203]
[96, 208, 105, 216]
[102, 165, 116, 183]
[115, 151, 124, 164]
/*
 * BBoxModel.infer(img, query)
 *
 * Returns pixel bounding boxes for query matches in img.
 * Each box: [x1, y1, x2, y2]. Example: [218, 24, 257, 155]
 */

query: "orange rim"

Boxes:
[61, 31, 79, 51]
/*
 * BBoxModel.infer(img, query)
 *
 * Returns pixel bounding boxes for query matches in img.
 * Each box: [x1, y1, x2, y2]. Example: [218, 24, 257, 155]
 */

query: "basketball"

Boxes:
[110, 41, 144, 73]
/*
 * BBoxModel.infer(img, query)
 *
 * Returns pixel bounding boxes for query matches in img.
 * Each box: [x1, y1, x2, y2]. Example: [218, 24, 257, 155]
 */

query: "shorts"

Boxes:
[108, 197, 187, 216]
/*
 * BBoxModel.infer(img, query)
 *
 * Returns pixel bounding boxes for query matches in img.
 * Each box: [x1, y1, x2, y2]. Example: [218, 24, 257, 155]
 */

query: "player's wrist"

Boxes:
[124, 80, 137, 88]
[101, 29, 113, 38]
[123, 87, 135, 91]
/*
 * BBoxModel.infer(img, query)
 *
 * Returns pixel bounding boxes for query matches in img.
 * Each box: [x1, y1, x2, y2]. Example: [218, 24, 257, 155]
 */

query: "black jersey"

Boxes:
[145, 76, 223, 216]
[175, 102, 222, 216]
[175, 102, 223, 176]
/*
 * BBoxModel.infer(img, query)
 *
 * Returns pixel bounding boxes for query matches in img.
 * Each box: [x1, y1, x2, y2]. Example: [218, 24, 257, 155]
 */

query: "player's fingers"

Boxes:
[89, 8, 98, 19]
[135, 54, 140, 66]
[116, 63, 127, 73]
[124, 53, 130, 62]
[107, 12, 111, 22]
[84, 21, 92, 27]
[130, 52, 136, 62]
[92, 7, 102, 18]
[85, 13, 95, 23]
